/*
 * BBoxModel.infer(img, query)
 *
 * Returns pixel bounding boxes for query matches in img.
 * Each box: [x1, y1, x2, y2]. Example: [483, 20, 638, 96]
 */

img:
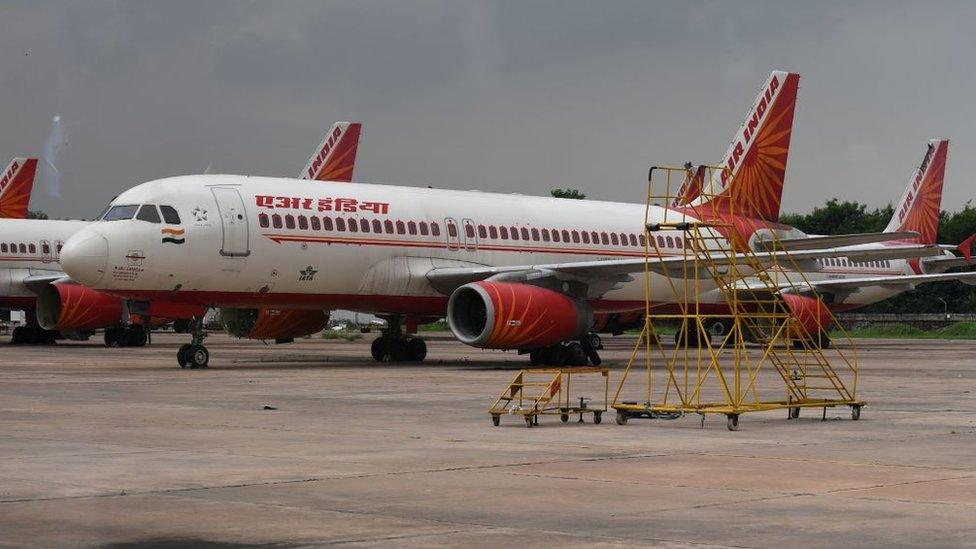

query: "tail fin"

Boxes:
[670, 164, 706, 207]
[692, 71, 800, 222]
[300, 121, 362, 182]
[884, 139, 948, 245]
[0, 158, 37, 219]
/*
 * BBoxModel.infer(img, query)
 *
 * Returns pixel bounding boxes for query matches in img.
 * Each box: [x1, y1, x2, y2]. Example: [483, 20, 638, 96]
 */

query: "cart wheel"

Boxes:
[789, 407, 800, 419]
[491, 414, 500, 427]
[593, 411, 603, 424]
[524, 416, 534, 428]
[560, 413, 569, 423]
[615, 411, 629, 425]
[851, 405, 861, 421]
[727, 414, 739, 431]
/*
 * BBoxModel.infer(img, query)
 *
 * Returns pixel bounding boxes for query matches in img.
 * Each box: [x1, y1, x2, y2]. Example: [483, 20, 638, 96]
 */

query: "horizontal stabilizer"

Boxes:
[755, 231, 920, 252]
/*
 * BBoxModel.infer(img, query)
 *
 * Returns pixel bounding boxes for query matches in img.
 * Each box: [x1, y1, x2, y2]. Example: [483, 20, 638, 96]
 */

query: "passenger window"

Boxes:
[348, 219, 358, 232]
[551, 230, 560, 243]
[581, 231, 590, 244]
[19, 244, 26, 253]
[562, 230, 571, 242]
[360, 219, 370, 232]
[489, 226, 498, 239]
[396, 221, 406, 234]
[103, 204, 138, 221]
[431, 222, 441, 236]
[499, 226, 508, 239]
[521, 228, 530, 240]
[311, 217, 320, 231]
[674, 236, 681, 248]
[159, 205, 181, 224]
[298, 216, 308, 230]
[272, 214, 282, 229]
[610, 233, 619, 246]
[591, 231, 599, 243]
[1, 243, 6, 253]
[639, 234, 646, 247]
[666, 236, 674, 248]
[42, 242, 50, 254]
[657, 236, 665, 247]
[409, 221, 418, 235]
[601, 232, 609, 245]
[572, 231, 580, 243]
[541, 229, 551, 242]
[373, 219, 383, 233]
[464, 224, 473, 238]
[28, 243, 36, 254]
[259, 213, 269, 228]
[323, 217, 334, 230]
[384, 220, 394, 233]
[478, 225, 487, 239]
[419, 221, 429, 236]
[336, 218, 346, 231]
[136, 204, 162, 223]
[531, 228, 540, 241]
[285, 215, 295, 229]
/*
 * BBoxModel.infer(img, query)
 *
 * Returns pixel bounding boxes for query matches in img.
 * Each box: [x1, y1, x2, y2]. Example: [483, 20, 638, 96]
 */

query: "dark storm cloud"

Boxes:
[0, 1, 973, 219]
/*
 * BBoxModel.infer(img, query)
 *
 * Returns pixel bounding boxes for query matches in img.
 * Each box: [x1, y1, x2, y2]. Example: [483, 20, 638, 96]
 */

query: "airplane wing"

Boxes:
[921, 255, 973, 273]
[22, 273, 70, 293]
[426, 244, 943, 296]
[802, 271, 976, 293]
[754, 231, 919, 251]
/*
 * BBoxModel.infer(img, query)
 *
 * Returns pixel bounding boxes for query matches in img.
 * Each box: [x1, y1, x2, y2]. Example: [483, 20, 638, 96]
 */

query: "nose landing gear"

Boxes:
[178, 316, 210, 369]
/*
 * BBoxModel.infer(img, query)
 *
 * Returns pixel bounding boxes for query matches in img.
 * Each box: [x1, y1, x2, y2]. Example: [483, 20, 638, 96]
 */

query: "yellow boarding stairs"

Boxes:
[490, 368, 609, 427]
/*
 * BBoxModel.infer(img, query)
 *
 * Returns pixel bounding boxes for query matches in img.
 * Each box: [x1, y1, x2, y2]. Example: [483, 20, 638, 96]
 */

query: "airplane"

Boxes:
[58, 73, 974, 369]
[0, 122, 362, 346]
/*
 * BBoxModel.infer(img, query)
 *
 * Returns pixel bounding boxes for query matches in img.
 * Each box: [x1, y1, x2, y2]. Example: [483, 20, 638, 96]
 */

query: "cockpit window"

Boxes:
[159, 205, 181, 225]
[102, 205, 138, 221]
[136, 204, 162, 223]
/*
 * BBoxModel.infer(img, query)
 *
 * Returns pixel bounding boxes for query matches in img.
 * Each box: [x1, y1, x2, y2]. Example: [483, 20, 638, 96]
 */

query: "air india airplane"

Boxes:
[0, 122, 362, 345]
[58, 71, 973, 369]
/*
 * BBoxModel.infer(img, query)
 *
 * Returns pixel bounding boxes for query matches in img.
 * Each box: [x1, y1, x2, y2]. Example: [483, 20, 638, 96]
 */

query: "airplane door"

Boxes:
[210, 187, 251, 257]
[444, 218, 460, 251]
[462, 219, 478, 251]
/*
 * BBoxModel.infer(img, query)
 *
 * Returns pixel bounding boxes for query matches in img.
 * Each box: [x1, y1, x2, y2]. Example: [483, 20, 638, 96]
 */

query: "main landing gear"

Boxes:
[528, 334, 602, 366]
[10, 324, 57, 345]
[370, 315, 427, 362]
[177, 316, 210, 369]
[104, 325, 148, 347]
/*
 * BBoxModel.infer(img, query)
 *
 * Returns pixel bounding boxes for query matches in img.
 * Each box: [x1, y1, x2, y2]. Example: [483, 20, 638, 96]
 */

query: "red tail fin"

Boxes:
[670, 164, 706, 207]
[0, 158, 37, 219]
[693, 71, 800, 222]
[884, 139, 948, 245]
[300, 122, 362, 182]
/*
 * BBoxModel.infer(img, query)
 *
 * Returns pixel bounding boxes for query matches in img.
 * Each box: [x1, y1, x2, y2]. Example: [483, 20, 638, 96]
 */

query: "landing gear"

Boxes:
[527, 338, 601, 367]
[104, 325, 148, 348]
[675, 321, 709, 347]
[10, 325, 57, 345]
[705, 318, 733, 339]
[177, 316, 209, 369]
[370, 315, 427, 362]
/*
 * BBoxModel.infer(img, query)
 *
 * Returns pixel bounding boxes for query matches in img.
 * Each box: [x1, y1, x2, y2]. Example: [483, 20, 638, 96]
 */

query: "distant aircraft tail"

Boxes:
[670, 164, 706, 207]
[300, 122, 362, 182]
[883, 139, 948, 245]
[0, 158, 37, 219]
[689, 70, 800, 222]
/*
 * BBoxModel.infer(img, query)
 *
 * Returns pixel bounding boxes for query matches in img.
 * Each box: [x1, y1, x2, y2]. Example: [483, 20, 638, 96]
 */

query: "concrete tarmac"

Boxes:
[0, 333, 974, 548]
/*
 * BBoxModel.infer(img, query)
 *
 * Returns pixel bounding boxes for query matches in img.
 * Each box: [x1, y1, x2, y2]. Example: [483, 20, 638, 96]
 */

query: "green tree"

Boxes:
[550, 188, 586, 200]
[26, 210, 48, 219]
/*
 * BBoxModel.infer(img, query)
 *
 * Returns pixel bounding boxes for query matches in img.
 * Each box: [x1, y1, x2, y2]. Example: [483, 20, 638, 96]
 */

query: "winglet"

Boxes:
[691, 71, 801, 222]
[883, 139, 949, 245]
[959, 233, 975, 262]
[0, 157, 37, 219]
[300, 122, 362, 182]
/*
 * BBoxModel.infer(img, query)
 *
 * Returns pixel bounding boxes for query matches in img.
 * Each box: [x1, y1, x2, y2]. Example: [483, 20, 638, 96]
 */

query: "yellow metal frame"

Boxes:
[612, 165, 864, 430]
[490, 367, 609, 427]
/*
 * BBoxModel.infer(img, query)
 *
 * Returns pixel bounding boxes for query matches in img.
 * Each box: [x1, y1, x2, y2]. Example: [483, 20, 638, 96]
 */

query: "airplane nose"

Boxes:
[61, 229, 109, 287]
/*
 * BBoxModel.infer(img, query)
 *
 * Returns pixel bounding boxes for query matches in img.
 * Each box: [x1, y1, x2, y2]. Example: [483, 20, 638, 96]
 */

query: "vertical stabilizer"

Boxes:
[300, 122, 362, 182]
[0, 157, 37, 219]
[884, 139, 948, 245]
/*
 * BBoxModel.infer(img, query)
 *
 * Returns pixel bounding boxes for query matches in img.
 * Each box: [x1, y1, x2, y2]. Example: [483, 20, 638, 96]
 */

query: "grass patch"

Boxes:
[839, 321, 976, 340]
[320, 331, 363, 342]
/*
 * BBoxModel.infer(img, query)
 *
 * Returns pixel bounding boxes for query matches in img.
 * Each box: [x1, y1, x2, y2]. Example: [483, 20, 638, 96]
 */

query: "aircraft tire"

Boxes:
[406, 338, 427, 361]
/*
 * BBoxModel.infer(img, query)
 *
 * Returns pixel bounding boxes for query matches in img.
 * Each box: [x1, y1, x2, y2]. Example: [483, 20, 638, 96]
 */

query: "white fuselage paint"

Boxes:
[59, 175, 926, 315]
[0, 219, 90, 305]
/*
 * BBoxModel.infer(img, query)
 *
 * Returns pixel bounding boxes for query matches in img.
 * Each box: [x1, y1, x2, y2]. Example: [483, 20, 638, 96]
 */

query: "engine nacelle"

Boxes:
[781, 294, 832, 338]
[221, 308, 329, 340]
[447, 281, 592, 350]
[36, 283, 124, 331]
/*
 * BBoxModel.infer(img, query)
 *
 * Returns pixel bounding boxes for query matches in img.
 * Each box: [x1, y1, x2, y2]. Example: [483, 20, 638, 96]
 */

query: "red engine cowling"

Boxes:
[781, 294, 832, 338]
[221, 308, 329, 340]
[447, 281, 592, 349]
[36, 283, 124, 331]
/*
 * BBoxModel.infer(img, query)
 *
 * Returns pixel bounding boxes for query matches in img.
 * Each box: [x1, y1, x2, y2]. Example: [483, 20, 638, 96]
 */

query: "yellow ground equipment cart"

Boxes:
[490, 368, 609, 427]
[612, 166, 864, 430]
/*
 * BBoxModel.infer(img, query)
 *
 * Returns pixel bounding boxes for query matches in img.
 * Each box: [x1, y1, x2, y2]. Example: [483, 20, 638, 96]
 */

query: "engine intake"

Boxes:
[36, 283, 123, 331]
[447, 281, 592, 349]
[221, 308, 329, 340]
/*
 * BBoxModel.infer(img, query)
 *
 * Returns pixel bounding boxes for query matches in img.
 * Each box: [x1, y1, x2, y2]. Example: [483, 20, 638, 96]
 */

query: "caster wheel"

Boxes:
[524, 416, 534, 428]
[851, 405, 861, 421]
[586, 332, 603, 350]
[615, 412, 629, 425]
[593, 411, 603, 424]
[407, 338, 427, 361]
[564, 342, 588, 366]
[789, 407, 800, 419]
[560, 413, 569, 423]
[188, 345, 209, 369]
[727, 414, 739, 431]
[491, 415, 500, 426]
[177, 344, 192, 368]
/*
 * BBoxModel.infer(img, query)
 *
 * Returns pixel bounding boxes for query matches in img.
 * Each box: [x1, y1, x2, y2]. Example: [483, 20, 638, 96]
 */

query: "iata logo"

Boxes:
[306, 126, 344, 179]
[721, 74, 781, 183]
[0, 160, 20, 191]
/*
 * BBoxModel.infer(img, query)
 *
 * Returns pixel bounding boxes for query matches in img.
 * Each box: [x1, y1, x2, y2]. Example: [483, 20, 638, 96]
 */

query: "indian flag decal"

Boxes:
[161, 227, 185, 245]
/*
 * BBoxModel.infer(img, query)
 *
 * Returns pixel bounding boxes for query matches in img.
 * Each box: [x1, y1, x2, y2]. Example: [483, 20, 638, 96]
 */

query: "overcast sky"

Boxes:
[0, 1, 973, 219]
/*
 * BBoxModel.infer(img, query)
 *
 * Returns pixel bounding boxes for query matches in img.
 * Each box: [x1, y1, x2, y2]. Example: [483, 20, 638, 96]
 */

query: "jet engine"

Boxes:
[36, 283, 124, 331]
[781, 294, 832, 339]
[447, 281, 592, 350]
[220, 308, 330, 342]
